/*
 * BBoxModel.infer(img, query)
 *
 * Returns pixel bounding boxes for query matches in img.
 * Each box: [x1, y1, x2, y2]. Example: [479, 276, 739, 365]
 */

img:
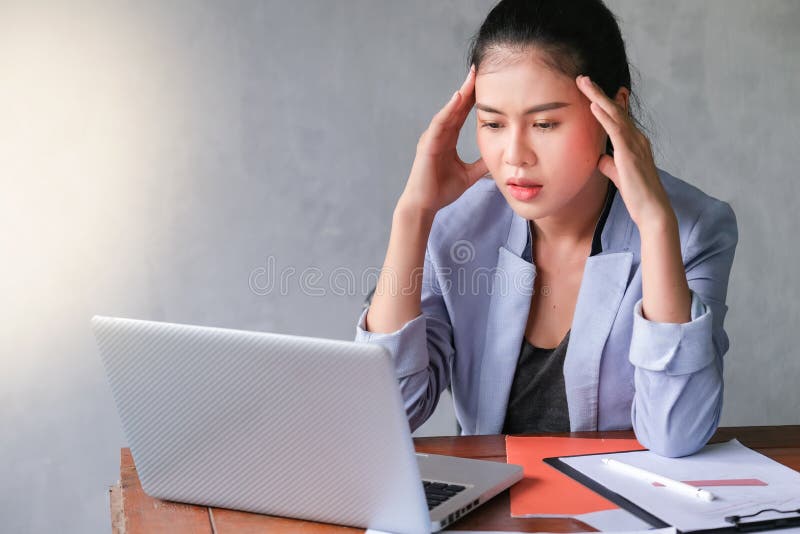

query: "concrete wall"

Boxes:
[1, 1, 797, 531]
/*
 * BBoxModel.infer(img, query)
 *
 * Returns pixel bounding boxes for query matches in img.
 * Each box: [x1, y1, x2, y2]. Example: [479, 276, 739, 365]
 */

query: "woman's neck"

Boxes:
[531, 173, 610, 254]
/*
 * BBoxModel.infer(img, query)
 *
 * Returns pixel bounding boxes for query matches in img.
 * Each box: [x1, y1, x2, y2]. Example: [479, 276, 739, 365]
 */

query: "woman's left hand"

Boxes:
[576, 75, 674, 231]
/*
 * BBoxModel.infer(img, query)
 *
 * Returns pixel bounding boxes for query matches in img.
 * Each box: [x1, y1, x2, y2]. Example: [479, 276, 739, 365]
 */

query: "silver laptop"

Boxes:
[91, 316, 522, 533]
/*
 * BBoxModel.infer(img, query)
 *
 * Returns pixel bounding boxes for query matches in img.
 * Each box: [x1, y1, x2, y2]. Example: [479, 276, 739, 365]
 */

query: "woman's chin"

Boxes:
[503, 194, 550, 221]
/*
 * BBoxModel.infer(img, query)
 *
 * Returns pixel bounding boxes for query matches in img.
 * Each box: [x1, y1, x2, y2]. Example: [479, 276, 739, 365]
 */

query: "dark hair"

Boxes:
[467, 0, 646, 156]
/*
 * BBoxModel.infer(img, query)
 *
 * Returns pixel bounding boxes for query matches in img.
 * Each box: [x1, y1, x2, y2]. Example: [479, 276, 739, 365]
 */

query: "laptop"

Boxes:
[91, 316, 523, 533]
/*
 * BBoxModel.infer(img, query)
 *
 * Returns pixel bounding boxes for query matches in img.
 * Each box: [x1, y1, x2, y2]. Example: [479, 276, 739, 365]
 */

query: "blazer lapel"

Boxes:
[475, 190, 636, 434]
[564, 191, 635, 431]
[563, 251, 633, 431]
[476, 212, 534, 434]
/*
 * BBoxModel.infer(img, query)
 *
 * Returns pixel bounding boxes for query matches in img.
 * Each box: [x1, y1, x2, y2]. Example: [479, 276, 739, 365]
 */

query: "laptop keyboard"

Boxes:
[422, 480, 466, 510]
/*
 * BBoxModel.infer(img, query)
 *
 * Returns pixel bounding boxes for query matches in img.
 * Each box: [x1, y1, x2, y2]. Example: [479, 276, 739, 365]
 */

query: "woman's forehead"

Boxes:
[478, 45, 575, 76]
[475, 58, 578, 104]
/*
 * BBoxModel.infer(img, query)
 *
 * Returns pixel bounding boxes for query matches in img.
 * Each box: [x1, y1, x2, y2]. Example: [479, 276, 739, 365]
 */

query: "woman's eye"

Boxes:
[480, 121, 558, 131]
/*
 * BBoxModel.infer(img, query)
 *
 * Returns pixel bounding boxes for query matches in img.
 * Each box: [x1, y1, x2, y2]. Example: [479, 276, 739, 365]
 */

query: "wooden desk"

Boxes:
[110, 426, 800, 533]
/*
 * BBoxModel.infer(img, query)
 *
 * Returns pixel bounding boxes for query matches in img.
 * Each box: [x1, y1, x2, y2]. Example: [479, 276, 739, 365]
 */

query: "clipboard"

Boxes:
[544, 449, 800, 533]
[544, 450, 670, 529]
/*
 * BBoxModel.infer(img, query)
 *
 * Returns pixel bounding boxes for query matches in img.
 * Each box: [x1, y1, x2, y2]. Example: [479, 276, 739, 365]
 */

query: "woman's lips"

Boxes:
[508, 184, 542, 201]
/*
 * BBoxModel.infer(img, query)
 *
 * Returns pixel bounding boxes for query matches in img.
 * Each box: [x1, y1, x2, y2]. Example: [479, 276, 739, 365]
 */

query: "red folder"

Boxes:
[506, 436, 645, 516]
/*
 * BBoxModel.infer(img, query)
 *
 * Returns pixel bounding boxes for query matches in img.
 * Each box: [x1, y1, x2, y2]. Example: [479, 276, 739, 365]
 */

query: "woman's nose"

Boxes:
[504, 127, 537, 167]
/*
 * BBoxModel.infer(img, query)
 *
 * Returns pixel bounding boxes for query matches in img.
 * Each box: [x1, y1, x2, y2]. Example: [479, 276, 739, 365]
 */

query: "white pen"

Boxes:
[601, 458, 716, 502]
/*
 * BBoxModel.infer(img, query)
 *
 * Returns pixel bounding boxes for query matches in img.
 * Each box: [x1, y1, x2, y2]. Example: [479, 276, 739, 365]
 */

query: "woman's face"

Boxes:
[475, 51, 610, 222]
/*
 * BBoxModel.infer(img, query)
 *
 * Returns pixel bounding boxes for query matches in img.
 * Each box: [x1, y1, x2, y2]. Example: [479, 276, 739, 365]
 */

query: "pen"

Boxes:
[601, 458, 716, 502]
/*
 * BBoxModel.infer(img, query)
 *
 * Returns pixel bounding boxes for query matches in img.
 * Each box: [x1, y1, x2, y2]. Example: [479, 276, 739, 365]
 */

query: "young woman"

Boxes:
[355, 0, 737, 457]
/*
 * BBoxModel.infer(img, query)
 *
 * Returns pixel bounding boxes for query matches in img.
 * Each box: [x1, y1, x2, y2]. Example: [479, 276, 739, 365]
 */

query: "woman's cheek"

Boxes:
[476, 133, 502, 173]
[559, 126, 602, 173]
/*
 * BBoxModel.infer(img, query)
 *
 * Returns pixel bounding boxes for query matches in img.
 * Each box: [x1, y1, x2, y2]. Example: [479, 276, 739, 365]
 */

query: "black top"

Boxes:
[502, 330, 572, 434]
[502, 180, 617, 434]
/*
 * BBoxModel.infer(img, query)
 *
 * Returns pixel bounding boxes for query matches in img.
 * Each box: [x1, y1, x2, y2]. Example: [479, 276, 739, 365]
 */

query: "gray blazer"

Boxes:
[355, 169, 737, 457]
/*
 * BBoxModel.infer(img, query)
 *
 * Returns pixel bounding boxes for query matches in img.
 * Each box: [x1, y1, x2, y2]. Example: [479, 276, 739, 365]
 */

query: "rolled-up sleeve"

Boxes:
[354, 249, 455, 431]
[629, 200, 738, 457]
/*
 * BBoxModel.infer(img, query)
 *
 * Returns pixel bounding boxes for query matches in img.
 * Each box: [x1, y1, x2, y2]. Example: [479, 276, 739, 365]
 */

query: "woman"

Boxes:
[355, 0, 737, 457]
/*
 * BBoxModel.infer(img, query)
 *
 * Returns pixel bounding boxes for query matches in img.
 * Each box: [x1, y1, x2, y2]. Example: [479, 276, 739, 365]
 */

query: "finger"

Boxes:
[452, 65, 477, 123]
[589, 101, 626, 156]
[427, 90, 464, 142]
[435, 66, 477, 132]
[426, 66, 478, 152]
[464, 156, 489, 185]
[597, 153, 619, 184]
[577, 75, 626, 124]
[438, 66, 474, 114]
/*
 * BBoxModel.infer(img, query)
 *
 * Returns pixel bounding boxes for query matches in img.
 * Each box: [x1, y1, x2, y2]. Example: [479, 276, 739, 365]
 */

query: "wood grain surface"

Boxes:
[110, 426, 800, 533]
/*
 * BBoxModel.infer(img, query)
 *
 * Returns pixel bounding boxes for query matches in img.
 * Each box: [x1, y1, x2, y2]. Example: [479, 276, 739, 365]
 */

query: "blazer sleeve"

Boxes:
[628, 199, 738, 457]
[354, 247, 455, 432]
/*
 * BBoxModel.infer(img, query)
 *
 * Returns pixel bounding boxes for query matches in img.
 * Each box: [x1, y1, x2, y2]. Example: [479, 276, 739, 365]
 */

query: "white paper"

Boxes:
[560, 439, 800, 532]
[575, 508, 653, 531]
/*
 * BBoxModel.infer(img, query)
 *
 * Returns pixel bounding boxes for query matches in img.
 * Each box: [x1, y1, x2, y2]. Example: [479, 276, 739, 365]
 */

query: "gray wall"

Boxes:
[0, 1, 797, 532]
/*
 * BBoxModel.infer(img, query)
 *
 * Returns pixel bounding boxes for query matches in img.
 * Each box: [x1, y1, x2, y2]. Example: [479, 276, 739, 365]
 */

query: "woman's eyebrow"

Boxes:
[475, 102, 571, 115]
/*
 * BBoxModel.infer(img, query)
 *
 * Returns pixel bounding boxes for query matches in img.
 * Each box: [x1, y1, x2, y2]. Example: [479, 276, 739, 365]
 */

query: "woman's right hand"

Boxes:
[399, 65, 488, 214]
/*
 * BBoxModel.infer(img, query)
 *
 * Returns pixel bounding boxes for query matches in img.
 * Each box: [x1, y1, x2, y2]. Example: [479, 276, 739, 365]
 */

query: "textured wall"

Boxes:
[0, 1, 797, 531]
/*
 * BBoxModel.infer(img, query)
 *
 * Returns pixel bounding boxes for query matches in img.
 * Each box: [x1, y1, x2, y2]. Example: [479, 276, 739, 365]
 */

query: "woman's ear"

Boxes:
[614, 87, 630, 113]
